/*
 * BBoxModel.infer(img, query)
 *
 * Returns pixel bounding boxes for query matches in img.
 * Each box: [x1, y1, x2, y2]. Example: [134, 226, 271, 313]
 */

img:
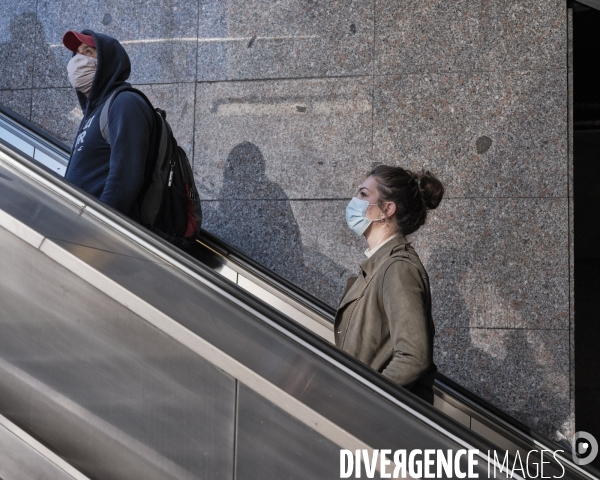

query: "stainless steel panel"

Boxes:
[0, 225, 235, 480]
[235, 383, 348, 480]
[433, 395, 471, 429]
[0, 416, 87, 480]
[46, 235, 474, 458]
[237, 273, 334, 343]
[0, 156, 157, 261]
[0, 113, 69, 168]
[34, 148, 67, 176]
[0, 125, 34, 157]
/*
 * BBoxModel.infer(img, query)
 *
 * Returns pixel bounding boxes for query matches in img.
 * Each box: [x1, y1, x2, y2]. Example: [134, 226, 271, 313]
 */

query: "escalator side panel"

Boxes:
[0, 161, 156, 262]
[0, 225, 236, 480]
[0, 414, 89, 480]
[235, 384, 344, 480]
[47, 236, 464, 452]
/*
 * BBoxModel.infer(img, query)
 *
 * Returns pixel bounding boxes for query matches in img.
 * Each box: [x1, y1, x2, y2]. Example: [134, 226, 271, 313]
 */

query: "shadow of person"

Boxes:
[424, 241, 571, 442]
[203, 141, 356, 308]
[0, 12, 38, 91]
[208, 141, 305, 279]
[1, 12, 79, 143]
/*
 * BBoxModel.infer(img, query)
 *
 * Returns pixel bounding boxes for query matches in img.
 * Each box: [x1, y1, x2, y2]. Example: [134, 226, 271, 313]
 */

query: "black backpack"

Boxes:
[99, 87, 202, 248]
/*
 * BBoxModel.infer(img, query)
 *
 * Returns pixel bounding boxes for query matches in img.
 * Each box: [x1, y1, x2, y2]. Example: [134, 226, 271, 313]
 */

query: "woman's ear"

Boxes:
[383, 201, 396, 218]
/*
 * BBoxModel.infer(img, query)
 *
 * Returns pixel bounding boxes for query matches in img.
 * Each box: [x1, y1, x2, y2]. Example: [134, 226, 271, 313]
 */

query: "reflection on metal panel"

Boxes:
[471, 418, 528, 460]
[34, 148, 67, 176]
[238, 274, 335, 343]
[235, 384, 343, 480]
[215, 262, 238, 283]
[433, 395, 471, 429]
[0, 113, 68, 180]
[0, 414, 90, 480]
[578, 0, 600, 11]
[0, 125, 34, 157]
[0, 225, 236, 480]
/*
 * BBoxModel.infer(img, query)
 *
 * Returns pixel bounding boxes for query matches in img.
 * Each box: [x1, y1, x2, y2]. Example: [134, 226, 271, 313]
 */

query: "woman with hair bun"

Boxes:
[336, 165, 444, 403]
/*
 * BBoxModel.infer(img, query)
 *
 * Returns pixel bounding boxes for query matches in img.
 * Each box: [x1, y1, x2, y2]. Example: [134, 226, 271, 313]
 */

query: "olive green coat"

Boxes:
[335, 235, 437, 402]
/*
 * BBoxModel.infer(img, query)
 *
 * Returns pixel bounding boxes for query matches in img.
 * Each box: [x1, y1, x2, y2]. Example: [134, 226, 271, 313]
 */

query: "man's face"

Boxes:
[76, 43, 97, 58]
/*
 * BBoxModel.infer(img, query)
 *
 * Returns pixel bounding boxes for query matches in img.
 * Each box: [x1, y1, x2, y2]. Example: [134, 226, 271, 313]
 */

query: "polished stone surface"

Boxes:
[436, 327, 570, 441]
[412, 198, 569, 331]
[30, 84, 195, 154]
[375, 0, 566, 74]
[194, 77, 373, 200]
[197, 0, 373, 81]
[236, 384, 341, 479]
[31, 88, 81, 145]
[0, 89, 31, 120]
[373, 70, 568, 197]
[0, 2, 36, 90]
[203, 196, 570, 333]
[33, 0, 199, 88]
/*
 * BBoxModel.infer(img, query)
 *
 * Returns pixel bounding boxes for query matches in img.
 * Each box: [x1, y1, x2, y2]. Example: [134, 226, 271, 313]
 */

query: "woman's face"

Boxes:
[357, 175, 382, 220]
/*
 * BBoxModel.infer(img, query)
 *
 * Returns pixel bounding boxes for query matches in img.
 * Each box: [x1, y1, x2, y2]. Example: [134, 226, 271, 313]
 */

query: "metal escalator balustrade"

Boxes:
[0, 125, 504, 480]
[0, 105, 598, 480]
[0, 413, 90, 480]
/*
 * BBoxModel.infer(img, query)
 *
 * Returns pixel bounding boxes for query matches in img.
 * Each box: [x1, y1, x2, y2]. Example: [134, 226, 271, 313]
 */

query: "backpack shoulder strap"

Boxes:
[99, 87, 155, 145]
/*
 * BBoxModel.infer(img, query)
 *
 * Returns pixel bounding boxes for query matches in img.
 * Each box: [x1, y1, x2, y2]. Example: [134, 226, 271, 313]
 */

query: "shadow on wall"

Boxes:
[0, 12, 80, 143]
[425, 241, 571, 442]
[203, 141, 350, 306]
[0, 12, 37, 90]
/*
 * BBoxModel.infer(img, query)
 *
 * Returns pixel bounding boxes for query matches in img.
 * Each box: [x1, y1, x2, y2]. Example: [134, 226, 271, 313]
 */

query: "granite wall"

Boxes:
[0, 0, 572, 441]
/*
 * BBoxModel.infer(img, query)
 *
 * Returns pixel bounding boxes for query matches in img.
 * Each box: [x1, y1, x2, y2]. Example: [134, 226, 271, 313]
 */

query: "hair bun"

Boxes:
[368, 164, 445, 236]
[415, 170, 444, 210]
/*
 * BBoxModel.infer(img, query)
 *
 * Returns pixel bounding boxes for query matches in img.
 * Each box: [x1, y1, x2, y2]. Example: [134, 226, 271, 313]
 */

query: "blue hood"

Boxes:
[75, 30, 131, 111]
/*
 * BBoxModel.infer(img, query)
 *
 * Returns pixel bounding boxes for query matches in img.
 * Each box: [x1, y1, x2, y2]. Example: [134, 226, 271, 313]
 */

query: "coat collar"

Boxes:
[360, 234, 411, 281]
[337, 235, 412, 312]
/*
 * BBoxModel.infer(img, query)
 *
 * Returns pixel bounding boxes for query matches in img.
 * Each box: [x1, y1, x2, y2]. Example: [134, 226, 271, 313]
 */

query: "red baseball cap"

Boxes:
[62, 30, 95, 52]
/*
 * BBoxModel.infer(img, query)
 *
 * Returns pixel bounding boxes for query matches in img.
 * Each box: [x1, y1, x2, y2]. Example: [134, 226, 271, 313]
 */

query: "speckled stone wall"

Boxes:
[0, 0, 572, 441]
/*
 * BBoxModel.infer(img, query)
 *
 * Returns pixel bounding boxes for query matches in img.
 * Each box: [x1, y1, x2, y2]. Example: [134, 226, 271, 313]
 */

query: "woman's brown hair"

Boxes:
[368, 165, 444, 236]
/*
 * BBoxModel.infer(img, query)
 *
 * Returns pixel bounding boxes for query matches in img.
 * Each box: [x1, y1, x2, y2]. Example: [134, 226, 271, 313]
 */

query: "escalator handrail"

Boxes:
[195, 228, 337, 317]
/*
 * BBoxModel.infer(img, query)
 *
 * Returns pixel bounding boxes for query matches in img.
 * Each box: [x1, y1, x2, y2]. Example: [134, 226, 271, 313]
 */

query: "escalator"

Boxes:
[0, 413, 90, 480]
[0, 105, 598, 480]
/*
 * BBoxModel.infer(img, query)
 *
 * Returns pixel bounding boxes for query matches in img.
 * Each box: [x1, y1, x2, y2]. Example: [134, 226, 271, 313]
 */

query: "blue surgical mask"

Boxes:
[346, 197, 379, 236]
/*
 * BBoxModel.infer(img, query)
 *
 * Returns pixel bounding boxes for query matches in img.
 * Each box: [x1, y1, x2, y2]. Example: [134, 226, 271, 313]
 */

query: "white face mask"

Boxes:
[67, 54, 97, 95]
[346, 197, 380, 236]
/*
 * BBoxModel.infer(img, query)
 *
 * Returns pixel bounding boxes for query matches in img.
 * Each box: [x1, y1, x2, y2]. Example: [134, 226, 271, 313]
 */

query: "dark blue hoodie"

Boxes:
[65, 30, 157, 220]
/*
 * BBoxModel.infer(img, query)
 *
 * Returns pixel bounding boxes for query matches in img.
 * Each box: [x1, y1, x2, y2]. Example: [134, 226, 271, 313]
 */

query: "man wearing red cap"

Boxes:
[62, 30, 157, 222]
